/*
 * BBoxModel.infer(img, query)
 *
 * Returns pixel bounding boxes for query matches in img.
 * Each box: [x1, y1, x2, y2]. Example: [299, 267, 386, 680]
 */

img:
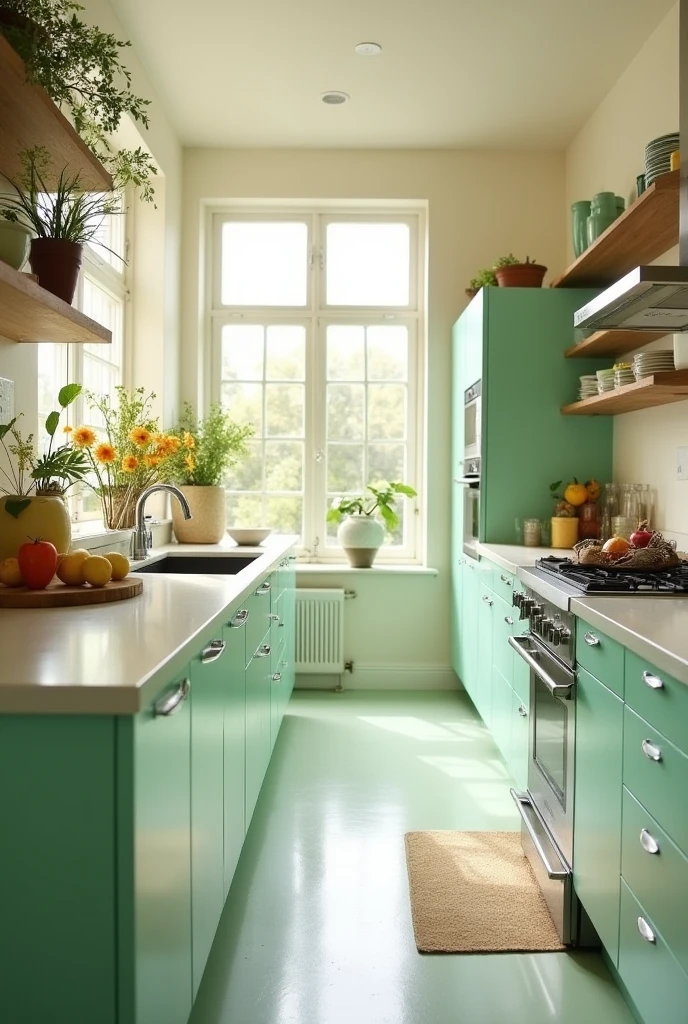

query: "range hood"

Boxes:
[574, 0, 688, 333]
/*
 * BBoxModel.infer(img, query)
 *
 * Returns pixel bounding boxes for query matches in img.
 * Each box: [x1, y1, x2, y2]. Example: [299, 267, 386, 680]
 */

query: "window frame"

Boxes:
[207, 203, 426, 564]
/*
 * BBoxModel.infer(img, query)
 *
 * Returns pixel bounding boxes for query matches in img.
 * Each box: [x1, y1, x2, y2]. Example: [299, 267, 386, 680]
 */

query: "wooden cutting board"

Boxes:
[0, 576, 143, 608]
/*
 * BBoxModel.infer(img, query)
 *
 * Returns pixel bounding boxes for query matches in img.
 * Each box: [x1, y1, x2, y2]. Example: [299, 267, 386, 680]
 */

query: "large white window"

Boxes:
[37, 203, 128, 520]
[210, 208, 425, 562]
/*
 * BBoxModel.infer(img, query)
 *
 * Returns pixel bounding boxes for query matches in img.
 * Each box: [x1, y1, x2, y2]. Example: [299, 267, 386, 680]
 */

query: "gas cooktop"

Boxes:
[535, 556, 688, 594]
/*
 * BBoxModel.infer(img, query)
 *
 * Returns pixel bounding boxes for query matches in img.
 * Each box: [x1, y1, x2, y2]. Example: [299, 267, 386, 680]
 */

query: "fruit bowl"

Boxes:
[226, 528, 272, 547]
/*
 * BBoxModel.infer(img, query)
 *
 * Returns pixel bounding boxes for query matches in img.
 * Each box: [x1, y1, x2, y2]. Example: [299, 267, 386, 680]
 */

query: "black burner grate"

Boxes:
[536, 556, 688, 594]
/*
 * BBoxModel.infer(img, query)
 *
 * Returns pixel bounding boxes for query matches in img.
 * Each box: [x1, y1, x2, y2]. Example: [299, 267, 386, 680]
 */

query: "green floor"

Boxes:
[191, 690, 635, 1024]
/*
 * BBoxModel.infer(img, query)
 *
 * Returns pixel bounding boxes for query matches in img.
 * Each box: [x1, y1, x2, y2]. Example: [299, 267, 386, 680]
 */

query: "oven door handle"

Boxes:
[510, 790, 569, 880]
[508, 634, 574, 698]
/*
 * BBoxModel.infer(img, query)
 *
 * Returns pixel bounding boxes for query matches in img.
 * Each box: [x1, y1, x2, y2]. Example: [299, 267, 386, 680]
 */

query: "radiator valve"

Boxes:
[344, 660, 354, 673]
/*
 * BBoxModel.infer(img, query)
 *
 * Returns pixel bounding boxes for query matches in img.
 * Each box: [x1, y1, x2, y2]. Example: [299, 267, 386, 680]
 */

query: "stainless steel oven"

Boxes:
[458, 457, 480, 559]
[463, 380, 481, 462]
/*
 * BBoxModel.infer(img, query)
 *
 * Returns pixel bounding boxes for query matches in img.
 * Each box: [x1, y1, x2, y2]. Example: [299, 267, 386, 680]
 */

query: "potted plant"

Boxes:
[466, 267, 497, 298]
[0, 147, 123, 302]
[0, 211, 31, 270]
[0, 382, 88, 559]
[326, 480, 417, 567]
[493, 254, 548, 288]
[0, 0, 156, 201]
[165, 403, 254, 543]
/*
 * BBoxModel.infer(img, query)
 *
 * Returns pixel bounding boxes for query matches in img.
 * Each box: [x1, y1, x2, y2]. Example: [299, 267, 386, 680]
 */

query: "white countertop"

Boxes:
[573, 596, 688, 686]
[0, 536, 295, 715]
[476, 542, 574, 575]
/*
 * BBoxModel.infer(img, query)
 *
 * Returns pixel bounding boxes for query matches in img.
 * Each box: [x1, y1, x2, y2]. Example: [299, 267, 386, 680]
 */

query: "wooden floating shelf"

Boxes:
[0, 261, 112, 344]
[561, 371, 688, 415]
[564, 328, 668, 359]
[0, 35, 112, 191]
[552, 170, 679, 289]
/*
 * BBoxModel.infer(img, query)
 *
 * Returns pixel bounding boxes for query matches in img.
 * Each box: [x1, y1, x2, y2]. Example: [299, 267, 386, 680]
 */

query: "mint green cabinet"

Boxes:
[574, 666, 623, 965]
[624, 650, 688, 753]
[223, 608, 248, 896]
[245, 634, 272, 829]
[623, 707, 688, 855]
[476, 583, 494, 726]
[510, 689, 529, 791]
[490, 667, 512, 764]
[575, 620, 624, 697]
[461, 558, 479, 700]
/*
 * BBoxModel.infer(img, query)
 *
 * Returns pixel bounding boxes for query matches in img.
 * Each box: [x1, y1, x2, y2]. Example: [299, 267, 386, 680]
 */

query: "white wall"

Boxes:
[565, 3, 688, 538]
[182, 147, 567, 685]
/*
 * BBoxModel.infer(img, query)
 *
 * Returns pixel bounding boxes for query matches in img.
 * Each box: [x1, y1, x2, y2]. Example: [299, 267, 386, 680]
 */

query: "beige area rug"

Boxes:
[404, 830, 565, 953]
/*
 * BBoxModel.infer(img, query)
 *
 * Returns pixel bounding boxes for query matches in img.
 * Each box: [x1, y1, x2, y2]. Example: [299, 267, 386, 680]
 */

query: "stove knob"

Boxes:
[531, 610, 544, 633]
[529, 604, 543, 621]
[512, 591, 523, 609]
[541, 618, 554, 640]
[552, 625, 571, 647]
[519, 597, 534, 620]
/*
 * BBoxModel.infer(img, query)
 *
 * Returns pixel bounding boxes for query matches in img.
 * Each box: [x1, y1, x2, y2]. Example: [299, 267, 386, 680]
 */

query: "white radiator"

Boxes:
[295, 588, 345, 674]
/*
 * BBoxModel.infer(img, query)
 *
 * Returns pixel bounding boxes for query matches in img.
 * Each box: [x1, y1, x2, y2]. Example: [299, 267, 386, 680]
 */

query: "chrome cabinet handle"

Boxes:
[154, 677, 190, 717]
[517, 704, 527, 717]
[272, 672, 282, 683]
[500, 575, 512, 586]
[637, 916, 656, 944]
[229, 609, 249, 628]
[201, 639, 226, 663]
[482, 595, 493, 606]
[256, 582, 271, 595]
[642, 670, 664, 690]
[269, 613, 280, 621]
[640, 828, 660, 855]
[505, 615, 514, 625]
[584, 631, 600, 646]
[641, 739, 662, 762]
[255, 644, 271, 658]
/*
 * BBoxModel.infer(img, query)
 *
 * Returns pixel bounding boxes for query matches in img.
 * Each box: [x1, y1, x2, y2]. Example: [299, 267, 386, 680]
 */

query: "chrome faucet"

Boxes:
[130, 484, 193, 560]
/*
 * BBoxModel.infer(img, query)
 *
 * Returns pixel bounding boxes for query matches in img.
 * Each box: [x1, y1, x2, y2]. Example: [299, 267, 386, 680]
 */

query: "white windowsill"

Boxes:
[295, 563, 438, 575]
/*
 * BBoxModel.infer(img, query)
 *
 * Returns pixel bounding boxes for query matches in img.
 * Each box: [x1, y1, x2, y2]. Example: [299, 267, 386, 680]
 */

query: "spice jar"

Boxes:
[523, 518, 541, 547]
[578, 502, 600, 540]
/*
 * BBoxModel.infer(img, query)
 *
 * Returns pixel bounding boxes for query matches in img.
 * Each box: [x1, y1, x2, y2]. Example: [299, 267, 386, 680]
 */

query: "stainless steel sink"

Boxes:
[134, 555, 257, 574]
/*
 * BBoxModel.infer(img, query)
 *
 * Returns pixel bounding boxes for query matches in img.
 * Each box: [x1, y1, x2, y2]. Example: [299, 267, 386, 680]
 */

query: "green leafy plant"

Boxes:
[469, 267, 497, 290]
[326, 481, 417, 532]
[165, 403, 254, 487]
[0, 0, 156, 201]
[0, 383, 88, 499]
[493, 254, 541, 268]
[0, 147, 123, 251]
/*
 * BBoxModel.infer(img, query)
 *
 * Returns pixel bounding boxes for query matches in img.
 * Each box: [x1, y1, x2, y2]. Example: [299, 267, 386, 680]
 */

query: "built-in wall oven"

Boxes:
[463, 380, 481, 461]
[456, 380, 481, 558]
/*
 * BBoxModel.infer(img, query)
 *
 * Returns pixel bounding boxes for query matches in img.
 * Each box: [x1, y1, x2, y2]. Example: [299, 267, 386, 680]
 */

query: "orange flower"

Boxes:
[72, 426, 96, 448]
[121, 455, 139, 473]
[62, 424, 73, 434]
[155, 435, 181, 457]
[184, 453, 196, 472]
[129, 426, 151, 447]
[183, 431, 195, 449]
[95, 442, 116, 464]
[144, 454, 161, 468]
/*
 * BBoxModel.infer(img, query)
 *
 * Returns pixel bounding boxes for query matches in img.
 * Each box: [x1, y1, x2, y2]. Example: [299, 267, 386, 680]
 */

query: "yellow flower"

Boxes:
[121, 455, 139, 473]
[144, 454, 161, 468]
[62, 424, 73, 434]
[184, 453, 196, 472]
[183, 431, 195, 449]
[155, 435, 181, 457]
[129, 426, 151, 447]
[95, 442, 116, 464]
[72, 426, 96, 448]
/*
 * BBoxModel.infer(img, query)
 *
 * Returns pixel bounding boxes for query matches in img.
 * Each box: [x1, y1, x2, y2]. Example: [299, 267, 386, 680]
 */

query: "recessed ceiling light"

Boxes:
[354, 41, 382, 56]
[321, 91, 350, 105]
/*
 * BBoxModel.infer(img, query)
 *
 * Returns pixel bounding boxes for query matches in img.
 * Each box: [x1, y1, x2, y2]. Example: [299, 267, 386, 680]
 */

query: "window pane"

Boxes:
[328, 444, 364, 493]
[368, 385, 406, 440]
[265, 384, 304, 437]
[327, 384, 364, 441]
[37, 343, 68, 444]
[225, 440, 263, 491]
[222, 325, 264, 380]
[226, 493, 263, 528]
[265, 496, 302, 537]
[86, 196, 125, 269]
[327, 325, 365, 380]
[221, 382, 263, 434]
[265, 325, 305, 381]
[265, 441, 303, 491]
[367, 325, 408, 380]
[326, 222, 410, 306]
[368, 443, 405, 483]
[221, 221, 308, 306]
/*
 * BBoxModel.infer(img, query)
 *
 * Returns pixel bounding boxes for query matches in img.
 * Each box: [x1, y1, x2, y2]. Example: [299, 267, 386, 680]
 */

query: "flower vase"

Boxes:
[103, 486, 142, 531]
[337, 514, 385, 568]
[0, 493, 71, 560]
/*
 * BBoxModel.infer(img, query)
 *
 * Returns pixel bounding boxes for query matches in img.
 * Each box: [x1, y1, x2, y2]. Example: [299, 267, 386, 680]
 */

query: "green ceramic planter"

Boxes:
[0, 221, 31, 270]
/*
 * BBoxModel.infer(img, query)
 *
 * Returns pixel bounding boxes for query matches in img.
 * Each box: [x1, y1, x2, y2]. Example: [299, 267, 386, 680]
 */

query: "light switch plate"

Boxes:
[677, 446, 688, 480]
[0, 377, 14, 423]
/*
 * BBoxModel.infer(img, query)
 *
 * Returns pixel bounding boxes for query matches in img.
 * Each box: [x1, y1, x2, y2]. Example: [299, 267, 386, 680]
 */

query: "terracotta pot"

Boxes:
[29, 239, 83, 304]
[172, 485, 226, 544]
[0, 493, 71, 560]
[494, 263, 547, 288]
[337, 514, 385, 568]
[0, 221, 31, 270]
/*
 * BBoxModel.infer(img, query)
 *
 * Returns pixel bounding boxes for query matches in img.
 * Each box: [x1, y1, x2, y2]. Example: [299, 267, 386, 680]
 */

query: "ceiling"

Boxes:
[109, 0, 676, 149]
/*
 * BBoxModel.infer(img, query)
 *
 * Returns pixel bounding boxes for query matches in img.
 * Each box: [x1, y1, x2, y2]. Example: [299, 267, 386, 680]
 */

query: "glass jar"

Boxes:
[523, 518, 541, 547]
[578, 502, 600, 539]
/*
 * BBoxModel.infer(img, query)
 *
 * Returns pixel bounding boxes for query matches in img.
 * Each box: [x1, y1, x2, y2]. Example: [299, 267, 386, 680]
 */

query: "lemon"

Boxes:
[103, 552, 130, 581]
[0, 557, 23, 587]
[82, 555, 113, 588]
[56, 550, 91, 586]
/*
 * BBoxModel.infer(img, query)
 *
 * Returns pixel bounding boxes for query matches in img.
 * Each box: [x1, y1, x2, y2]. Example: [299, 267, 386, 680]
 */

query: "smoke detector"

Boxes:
[321, 91, 350, 105]
[354, 42, 382, 56]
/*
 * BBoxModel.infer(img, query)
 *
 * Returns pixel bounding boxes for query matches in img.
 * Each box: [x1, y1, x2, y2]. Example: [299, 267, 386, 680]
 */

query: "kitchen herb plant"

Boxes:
[166, 402, 254, 487]
[327, 480, 417, 531]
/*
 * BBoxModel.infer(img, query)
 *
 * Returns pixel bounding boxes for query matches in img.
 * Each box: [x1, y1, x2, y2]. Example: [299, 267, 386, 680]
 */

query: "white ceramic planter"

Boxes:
[0, 221, 31, 271]
[337, 514, 385, 568]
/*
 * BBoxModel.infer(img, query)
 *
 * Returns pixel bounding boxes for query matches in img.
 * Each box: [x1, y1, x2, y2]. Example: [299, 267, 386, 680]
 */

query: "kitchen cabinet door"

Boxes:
[245, 634, 272, 829]
[128, 669, 193, 1024]
[510, 688, 529, 791]
[573, 666, 623, 965]
[223, 607, 248, 896]
[490, 668, 512, 765]
[451, 555, 464, 681]
[461, 558, 479, 703]
[190, 636, 228, 997]
[476, 583, 494, 727]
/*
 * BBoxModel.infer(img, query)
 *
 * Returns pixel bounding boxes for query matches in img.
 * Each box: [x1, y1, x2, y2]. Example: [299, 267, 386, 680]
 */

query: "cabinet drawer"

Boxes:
[621, 787, 688, 976]
[246, 580, 273, 664]
[575, 620, 624, 696]
[618, 880, 688, 1024]
[624, 650, 688, 754]
[493, 596, 518, 684]
[492, 567, 516, 606]
[623, 707, 688, 855]
[477, 558, 495, 592]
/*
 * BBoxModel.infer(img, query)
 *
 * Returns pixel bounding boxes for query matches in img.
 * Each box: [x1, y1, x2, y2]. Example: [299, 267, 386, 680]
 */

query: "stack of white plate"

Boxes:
[633, 350, 675, 379]
[614, 364, 635, 388]
[645, 132, 679, 186]
[596, 368, 616, 393]
[579, 374, 598, 400]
